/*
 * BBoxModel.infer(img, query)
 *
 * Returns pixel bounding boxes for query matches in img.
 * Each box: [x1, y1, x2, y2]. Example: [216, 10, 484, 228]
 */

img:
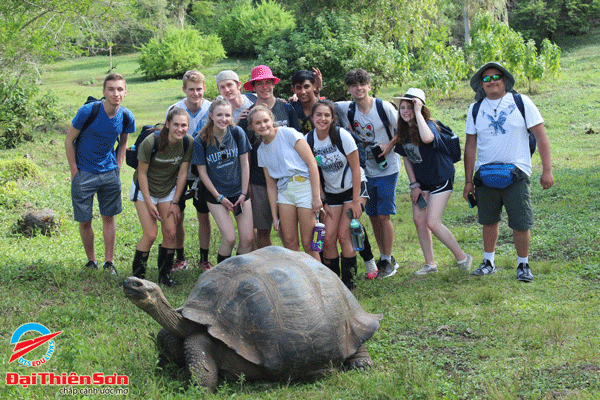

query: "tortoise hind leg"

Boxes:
[344, 344, 374, 371]
[184, 333, 219, 393]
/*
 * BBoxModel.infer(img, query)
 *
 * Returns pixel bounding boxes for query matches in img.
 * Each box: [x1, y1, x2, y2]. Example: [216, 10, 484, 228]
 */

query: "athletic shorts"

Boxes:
[71, 169, 122, 222]
[365, 172, 398, 217]
[178, 179, 209, 214]
[475, 175, 533, 230]
[278, 177, 314, 210]
[420, 178, 454, 194]
[129, 181, 176, 205]
[250, 183, 273, 230]
[325, 181, 369, 206]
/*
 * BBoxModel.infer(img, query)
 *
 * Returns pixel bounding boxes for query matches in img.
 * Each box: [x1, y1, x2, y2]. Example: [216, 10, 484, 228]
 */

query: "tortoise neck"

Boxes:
[147, 292, 197, 338]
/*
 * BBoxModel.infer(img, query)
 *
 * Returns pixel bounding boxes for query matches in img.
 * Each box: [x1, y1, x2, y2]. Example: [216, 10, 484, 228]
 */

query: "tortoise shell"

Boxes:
[180, 246, 382, 377]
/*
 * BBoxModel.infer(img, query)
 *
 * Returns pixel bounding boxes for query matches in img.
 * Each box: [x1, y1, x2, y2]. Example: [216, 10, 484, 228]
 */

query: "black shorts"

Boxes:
[325, 181, 368, 206]
[419, 178, 454, 194]
[178, 179, 209, 214]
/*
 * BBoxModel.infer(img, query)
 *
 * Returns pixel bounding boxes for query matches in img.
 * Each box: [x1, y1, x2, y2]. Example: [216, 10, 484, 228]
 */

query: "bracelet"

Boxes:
[409, 182, 421, 189]
[171, 199, 179, 204]
[217, 194, 224, 203]
[241, 193, 248, 198]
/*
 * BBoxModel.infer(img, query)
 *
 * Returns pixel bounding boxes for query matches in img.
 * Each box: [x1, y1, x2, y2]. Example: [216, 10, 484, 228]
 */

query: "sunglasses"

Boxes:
[482, 74, 503, 83]
[219, 143, 228, 161]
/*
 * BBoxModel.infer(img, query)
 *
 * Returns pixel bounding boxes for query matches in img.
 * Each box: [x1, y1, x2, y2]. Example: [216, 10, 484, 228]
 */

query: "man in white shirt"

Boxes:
[463, 62, 554, 282]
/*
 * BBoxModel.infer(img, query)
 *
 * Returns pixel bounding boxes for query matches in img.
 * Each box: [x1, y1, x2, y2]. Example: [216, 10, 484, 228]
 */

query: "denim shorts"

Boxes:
[365, 172, 398, 217]
[129, 181, 176, 205]
[71, 169, 122, 222]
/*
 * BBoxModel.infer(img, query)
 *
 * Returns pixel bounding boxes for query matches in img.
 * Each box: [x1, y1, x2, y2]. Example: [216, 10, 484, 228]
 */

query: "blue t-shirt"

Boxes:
[395, 121, 455, 186]
[72, 102, 136, 173]
[191, 125, 252, 197]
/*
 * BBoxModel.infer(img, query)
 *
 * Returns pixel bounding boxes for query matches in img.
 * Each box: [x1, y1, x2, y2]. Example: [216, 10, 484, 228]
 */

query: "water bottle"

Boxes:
[310, 217, 326, 252]
[347, 209, 365, 251]
[371, 145, 388, 169]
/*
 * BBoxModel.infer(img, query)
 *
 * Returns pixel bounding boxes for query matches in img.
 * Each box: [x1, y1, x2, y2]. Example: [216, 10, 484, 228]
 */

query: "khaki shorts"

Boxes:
[475, 175, 533, 230]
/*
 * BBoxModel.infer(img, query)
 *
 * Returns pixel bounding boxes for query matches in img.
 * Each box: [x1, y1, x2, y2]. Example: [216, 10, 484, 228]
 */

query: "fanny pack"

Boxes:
[477, 163, 517, 189]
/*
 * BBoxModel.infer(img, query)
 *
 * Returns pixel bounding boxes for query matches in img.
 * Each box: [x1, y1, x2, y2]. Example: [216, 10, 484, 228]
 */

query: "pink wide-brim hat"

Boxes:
[243, 65, 280, 91]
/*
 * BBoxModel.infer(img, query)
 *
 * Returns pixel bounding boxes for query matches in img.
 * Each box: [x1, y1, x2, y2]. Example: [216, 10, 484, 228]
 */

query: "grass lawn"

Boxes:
[1, 31, 599, 399]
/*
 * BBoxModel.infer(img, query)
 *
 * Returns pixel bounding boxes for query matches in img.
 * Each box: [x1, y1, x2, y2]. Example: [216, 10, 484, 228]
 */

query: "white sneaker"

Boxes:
[364, 258, 378, 280]
[414, 264, 438, 275]
[457, 254, 473, 273]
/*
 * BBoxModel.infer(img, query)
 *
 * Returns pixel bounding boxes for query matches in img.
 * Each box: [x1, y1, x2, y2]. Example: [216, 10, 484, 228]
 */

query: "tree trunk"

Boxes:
[463, 4, 471, 46]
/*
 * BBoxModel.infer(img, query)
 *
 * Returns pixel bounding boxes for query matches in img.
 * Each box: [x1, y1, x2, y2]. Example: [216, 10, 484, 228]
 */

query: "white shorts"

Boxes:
[129, 181, 176, 205]
[278, 177, 314, 209]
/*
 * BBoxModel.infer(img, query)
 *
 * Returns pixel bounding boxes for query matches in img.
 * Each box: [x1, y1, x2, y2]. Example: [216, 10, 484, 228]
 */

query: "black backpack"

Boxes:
[125, 123, 164, 169]
[435, 121, 461, 163]
[471, 91, 536, 155]
[347, 98, 393, 141]
[306, 127, 365, 189]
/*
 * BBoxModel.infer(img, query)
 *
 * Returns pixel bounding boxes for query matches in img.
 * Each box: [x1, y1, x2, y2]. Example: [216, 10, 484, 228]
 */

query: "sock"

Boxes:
[484, 252, 495, 265]
[518, 256, 529, 265]
[200, 248, 209, 263]
[176, 247, 185, 260]
[359, 234, 374, 262]
[381, 254, 391, 262]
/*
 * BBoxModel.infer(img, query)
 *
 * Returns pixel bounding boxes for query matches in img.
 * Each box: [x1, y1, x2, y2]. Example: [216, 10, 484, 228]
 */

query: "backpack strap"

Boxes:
[511, 91, 526, 124]
[471, 99, 484, 124]
[347, 102, 356, 132]
[375, 98, 392, 141]
[306, 128, 316, 151]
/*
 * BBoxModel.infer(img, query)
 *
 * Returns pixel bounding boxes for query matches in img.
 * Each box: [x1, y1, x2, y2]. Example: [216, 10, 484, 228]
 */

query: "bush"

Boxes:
[218, 0, 295, 56]
[0, 158, 40, 209]
[0, 79, 63, 149]
[137, 28, 225, 80]
[258, 14, 411, 100]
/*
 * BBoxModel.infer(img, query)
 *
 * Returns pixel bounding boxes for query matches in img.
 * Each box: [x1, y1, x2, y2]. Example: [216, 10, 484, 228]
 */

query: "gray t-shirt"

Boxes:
[191, 125, 252, 197]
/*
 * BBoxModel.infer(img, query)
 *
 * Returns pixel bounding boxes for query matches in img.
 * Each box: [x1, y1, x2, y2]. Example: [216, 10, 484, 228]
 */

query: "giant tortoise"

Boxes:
[123, 246, 382, 392]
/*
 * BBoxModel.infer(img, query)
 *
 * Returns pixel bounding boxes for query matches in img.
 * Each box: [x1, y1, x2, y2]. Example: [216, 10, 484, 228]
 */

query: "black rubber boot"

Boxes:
[341, 256, 358, 291]
[157, 243, 165, 270]
[359, 234, 374, 264]
[158, 247, 177, 287]
[132, 249, 148, 279]
[324, 257, 340, 277]
[217, 253, 230, 264]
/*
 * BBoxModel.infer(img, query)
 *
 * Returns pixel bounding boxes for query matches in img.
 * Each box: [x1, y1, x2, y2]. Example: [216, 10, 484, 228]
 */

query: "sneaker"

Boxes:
[516, 263, 534, 282]
[199, 261, 213, 271]
[103, 261, 117, 275]
[471, 259, 496, 276]
[172, 258, 188, 272]
[377, 257, 398, 279]
[364, 259, 378, 280]
[85, 260, 98, 270]
[457, 254, 473, 273]
[414, 264, 438, 275]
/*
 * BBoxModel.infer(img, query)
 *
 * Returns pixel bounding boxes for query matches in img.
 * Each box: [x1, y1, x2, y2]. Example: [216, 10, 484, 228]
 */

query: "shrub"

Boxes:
[218, 0, 295, 56]
[137, 28, 225, 80]
[259, 14, 411, 100]
[0, 80, 63, 149]
[0, 158, 40, 209]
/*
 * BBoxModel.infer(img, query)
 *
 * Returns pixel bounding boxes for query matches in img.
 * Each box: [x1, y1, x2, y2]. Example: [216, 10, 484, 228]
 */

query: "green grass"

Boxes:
[2, 30, 600, 399]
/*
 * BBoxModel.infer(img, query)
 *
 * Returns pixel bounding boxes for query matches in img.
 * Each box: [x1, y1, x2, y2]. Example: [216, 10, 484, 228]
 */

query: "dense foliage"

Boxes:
[137, 28, 225, 79]
[217, 0, 296, 56]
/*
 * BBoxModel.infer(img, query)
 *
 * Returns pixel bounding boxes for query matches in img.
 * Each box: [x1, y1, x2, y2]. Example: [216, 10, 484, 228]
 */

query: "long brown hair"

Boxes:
[396, 100, 435, 146]
[199, 98, 234, 147]
[311, 99, 340, 148]
[158, 107, 189, 152]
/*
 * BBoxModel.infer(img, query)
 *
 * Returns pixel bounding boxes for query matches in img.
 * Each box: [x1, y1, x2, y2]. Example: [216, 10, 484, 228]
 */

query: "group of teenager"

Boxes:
[66, 60, 553, 291]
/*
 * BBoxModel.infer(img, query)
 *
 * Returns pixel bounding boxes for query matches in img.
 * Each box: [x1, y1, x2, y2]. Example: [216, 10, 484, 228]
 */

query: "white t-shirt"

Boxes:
[257, 126, 310, 191]
[166, 99, 212, 138]
[307, 128, 366, 194]
[466, 92, 543, 176]
[336, 99, 399, 178]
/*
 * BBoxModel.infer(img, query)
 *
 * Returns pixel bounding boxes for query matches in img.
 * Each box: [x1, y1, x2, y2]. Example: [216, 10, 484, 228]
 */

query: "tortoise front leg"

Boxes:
[156, 328, 186, 368]
[184, 333, 219, 392]
[344, 343, 374, 371]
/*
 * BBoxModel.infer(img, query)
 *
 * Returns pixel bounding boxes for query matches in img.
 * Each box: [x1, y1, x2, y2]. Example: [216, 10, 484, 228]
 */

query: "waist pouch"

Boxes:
[475, 163, 520, 189]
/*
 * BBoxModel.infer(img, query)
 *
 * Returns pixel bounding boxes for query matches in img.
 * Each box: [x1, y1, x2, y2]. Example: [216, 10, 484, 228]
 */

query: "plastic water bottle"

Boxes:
[347, 209, 365, 251]
[310, 217, 325, 252]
